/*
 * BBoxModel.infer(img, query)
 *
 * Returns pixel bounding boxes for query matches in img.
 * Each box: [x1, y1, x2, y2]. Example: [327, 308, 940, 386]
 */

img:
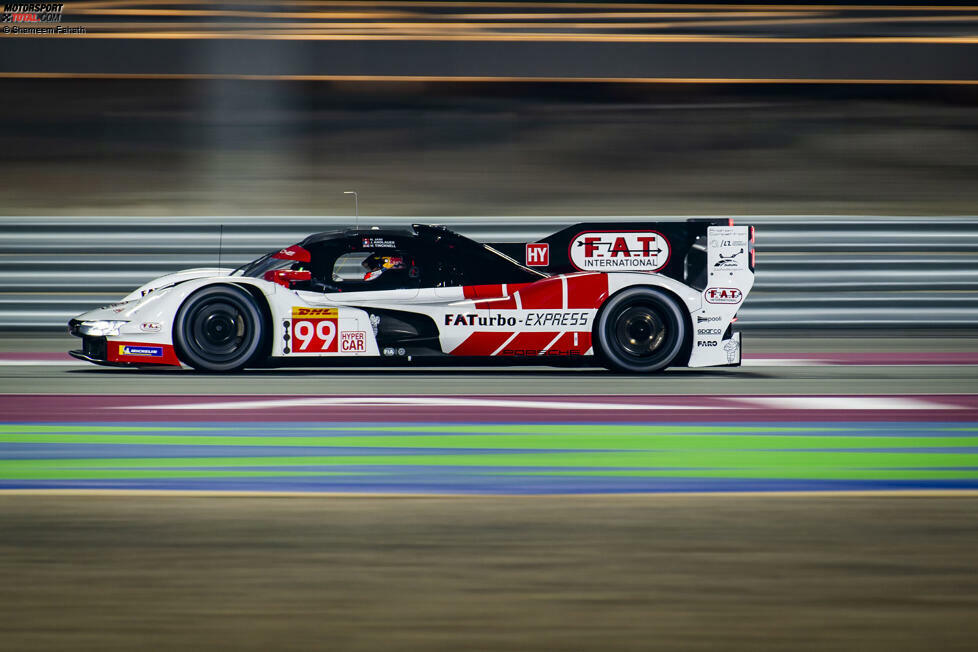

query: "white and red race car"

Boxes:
[69, 220, 754, 373]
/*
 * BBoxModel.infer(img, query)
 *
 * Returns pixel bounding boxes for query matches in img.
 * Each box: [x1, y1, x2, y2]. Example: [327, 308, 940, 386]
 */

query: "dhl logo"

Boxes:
[291, 307, 338, 318]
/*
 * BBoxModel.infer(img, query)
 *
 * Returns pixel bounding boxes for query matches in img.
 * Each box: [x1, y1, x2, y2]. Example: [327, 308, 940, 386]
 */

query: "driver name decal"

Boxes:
[569, 231, 670, 272]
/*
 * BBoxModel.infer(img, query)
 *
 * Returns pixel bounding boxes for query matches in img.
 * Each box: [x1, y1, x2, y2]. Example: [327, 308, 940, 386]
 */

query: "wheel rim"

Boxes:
[614, 304, 667, 358]
[186, 299, 249, 362]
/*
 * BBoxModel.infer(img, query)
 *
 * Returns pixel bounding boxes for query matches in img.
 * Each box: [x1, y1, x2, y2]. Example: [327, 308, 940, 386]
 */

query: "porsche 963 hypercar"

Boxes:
[69, 219, 754, 373]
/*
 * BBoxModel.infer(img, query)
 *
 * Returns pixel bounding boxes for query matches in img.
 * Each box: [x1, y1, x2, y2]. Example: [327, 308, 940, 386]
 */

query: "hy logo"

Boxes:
[525, 243, 550, 267]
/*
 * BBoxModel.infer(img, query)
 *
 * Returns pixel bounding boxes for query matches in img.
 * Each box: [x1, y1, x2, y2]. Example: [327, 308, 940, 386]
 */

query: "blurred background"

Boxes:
[1, 0, 977, 217]
[2, 1, 978, 330]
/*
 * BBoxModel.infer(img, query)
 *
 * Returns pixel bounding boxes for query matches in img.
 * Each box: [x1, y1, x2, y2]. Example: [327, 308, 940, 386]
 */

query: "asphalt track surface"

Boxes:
[3, 495, 978, 652]
[3, 334, 978, 650]
[1, 334, 977, 494]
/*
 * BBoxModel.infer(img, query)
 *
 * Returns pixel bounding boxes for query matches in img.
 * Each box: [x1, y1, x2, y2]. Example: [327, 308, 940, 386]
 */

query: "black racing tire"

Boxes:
[594, 287, 688, 373]
[174, 285, 265, 372]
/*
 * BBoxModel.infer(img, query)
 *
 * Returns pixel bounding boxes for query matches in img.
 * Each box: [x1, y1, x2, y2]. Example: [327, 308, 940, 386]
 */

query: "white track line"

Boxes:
[735, 396, 955, 410]
[740, 358, 832, 367]
[114, 395, 962, 412]
[0, 360, 87, 366]
[117, 396, 731, 411]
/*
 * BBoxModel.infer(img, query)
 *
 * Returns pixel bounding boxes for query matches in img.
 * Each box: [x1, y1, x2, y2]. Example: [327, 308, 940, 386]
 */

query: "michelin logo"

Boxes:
[119, 345, 163, 357]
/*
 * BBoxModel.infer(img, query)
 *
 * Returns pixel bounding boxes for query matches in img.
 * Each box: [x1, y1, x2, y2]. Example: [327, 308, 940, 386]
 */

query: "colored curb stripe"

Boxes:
[2, 421, 977, 494]
[2, 394, 977, 423]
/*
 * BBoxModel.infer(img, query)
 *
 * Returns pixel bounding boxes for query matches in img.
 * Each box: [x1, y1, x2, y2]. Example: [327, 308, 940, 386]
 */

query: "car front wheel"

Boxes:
[174, 285, 265, 372]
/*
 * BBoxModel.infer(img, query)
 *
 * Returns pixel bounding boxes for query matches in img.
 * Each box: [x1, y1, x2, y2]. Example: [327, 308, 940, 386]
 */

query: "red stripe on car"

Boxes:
[517, 277, 564, 309]
[495, 331, 561, 356]
[449, 331, 514, 356]
[548, 331, 592, 355]
[474, 296, 518, 310]
[463, 283, 530, 300]
[462, 284, 500, 299]
[567, 273, 609, 309]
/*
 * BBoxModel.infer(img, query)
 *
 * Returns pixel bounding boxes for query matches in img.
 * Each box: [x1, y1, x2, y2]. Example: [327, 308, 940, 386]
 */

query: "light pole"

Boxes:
[344, 191, 359, 231]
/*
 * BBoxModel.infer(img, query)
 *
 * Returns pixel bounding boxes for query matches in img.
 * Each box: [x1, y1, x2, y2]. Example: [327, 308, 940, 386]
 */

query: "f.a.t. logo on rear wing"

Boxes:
[494, 219, 753, 287]
[568, 231, 670, 272]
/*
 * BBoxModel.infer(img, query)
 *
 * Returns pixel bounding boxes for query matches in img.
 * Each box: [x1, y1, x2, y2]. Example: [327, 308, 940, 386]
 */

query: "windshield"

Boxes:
[234, 250, 290, 277]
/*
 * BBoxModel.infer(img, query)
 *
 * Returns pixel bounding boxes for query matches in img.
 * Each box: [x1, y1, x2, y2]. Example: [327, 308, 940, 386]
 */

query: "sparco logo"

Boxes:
[569, 231, 670, 272]
[697, 328, 721, 335]
[704, 287, 742, 304]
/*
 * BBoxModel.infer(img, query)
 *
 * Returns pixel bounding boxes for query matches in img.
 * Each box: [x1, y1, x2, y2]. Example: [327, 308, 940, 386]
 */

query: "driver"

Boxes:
[362, 253, 407, 282]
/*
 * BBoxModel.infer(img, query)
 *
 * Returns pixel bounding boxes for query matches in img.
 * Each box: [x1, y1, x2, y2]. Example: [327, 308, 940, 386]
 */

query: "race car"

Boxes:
[68, 219, 755, 373]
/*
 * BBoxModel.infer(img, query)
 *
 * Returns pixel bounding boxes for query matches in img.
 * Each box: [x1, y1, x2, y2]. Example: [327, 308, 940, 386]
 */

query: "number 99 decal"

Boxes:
[290, 307, 338, 353]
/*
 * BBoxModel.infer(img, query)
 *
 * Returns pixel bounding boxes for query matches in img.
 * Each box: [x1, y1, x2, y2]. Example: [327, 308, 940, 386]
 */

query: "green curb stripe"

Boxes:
[0, 469, 362, 480]
[0, 424, 844, 435]
[500, 469, 978, 480]
[3, 422, 977, 482]
[307, 425, 850, 434]
[3, 466, 977, 482]
[3, 450, 978, 471]
[2, 434, 977, 450]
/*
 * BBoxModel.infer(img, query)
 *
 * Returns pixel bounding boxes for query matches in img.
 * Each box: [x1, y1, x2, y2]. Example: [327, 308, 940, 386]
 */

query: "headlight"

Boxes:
[99, 302, 127, 310]
[80, 320, 128, 336]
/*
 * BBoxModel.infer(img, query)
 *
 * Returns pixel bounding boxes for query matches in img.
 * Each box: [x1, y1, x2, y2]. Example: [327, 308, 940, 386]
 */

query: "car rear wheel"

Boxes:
[595, 287, 687, 373]
[174, 285, 265, 372]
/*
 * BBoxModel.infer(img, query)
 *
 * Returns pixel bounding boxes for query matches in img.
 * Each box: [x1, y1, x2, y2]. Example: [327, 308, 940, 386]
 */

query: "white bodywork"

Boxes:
[72, 225, 753, 369]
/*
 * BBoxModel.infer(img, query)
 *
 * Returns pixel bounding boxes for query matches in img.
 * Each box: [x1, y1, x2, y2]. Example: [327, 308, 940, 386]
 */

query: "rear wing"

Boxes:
[489, 218, 755, 290]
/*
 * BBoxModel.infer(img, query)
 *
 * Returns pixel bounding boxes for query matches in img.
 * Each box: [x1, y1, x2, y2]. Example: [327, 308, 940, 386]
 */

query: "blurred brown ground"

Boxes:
[2, 496, 978, 651]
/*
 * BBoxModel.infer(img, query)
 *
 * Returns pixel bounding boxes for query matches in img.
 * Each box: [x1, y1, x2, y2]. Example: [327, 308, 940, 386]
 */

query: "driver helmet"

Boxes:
[362, 253, 406, 281]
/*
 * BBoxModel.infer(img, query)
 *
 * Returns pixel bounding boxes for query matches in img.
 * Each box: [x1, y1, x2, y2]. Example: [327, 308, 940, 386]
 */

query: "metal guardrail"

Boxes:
[2, 216, 977, 330]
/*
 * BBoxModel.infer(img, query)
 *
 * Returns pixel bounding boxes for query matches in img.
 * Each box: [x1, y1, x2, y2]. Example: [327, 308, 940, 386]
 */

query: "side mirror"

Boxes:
[264, 269, 312, 288]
